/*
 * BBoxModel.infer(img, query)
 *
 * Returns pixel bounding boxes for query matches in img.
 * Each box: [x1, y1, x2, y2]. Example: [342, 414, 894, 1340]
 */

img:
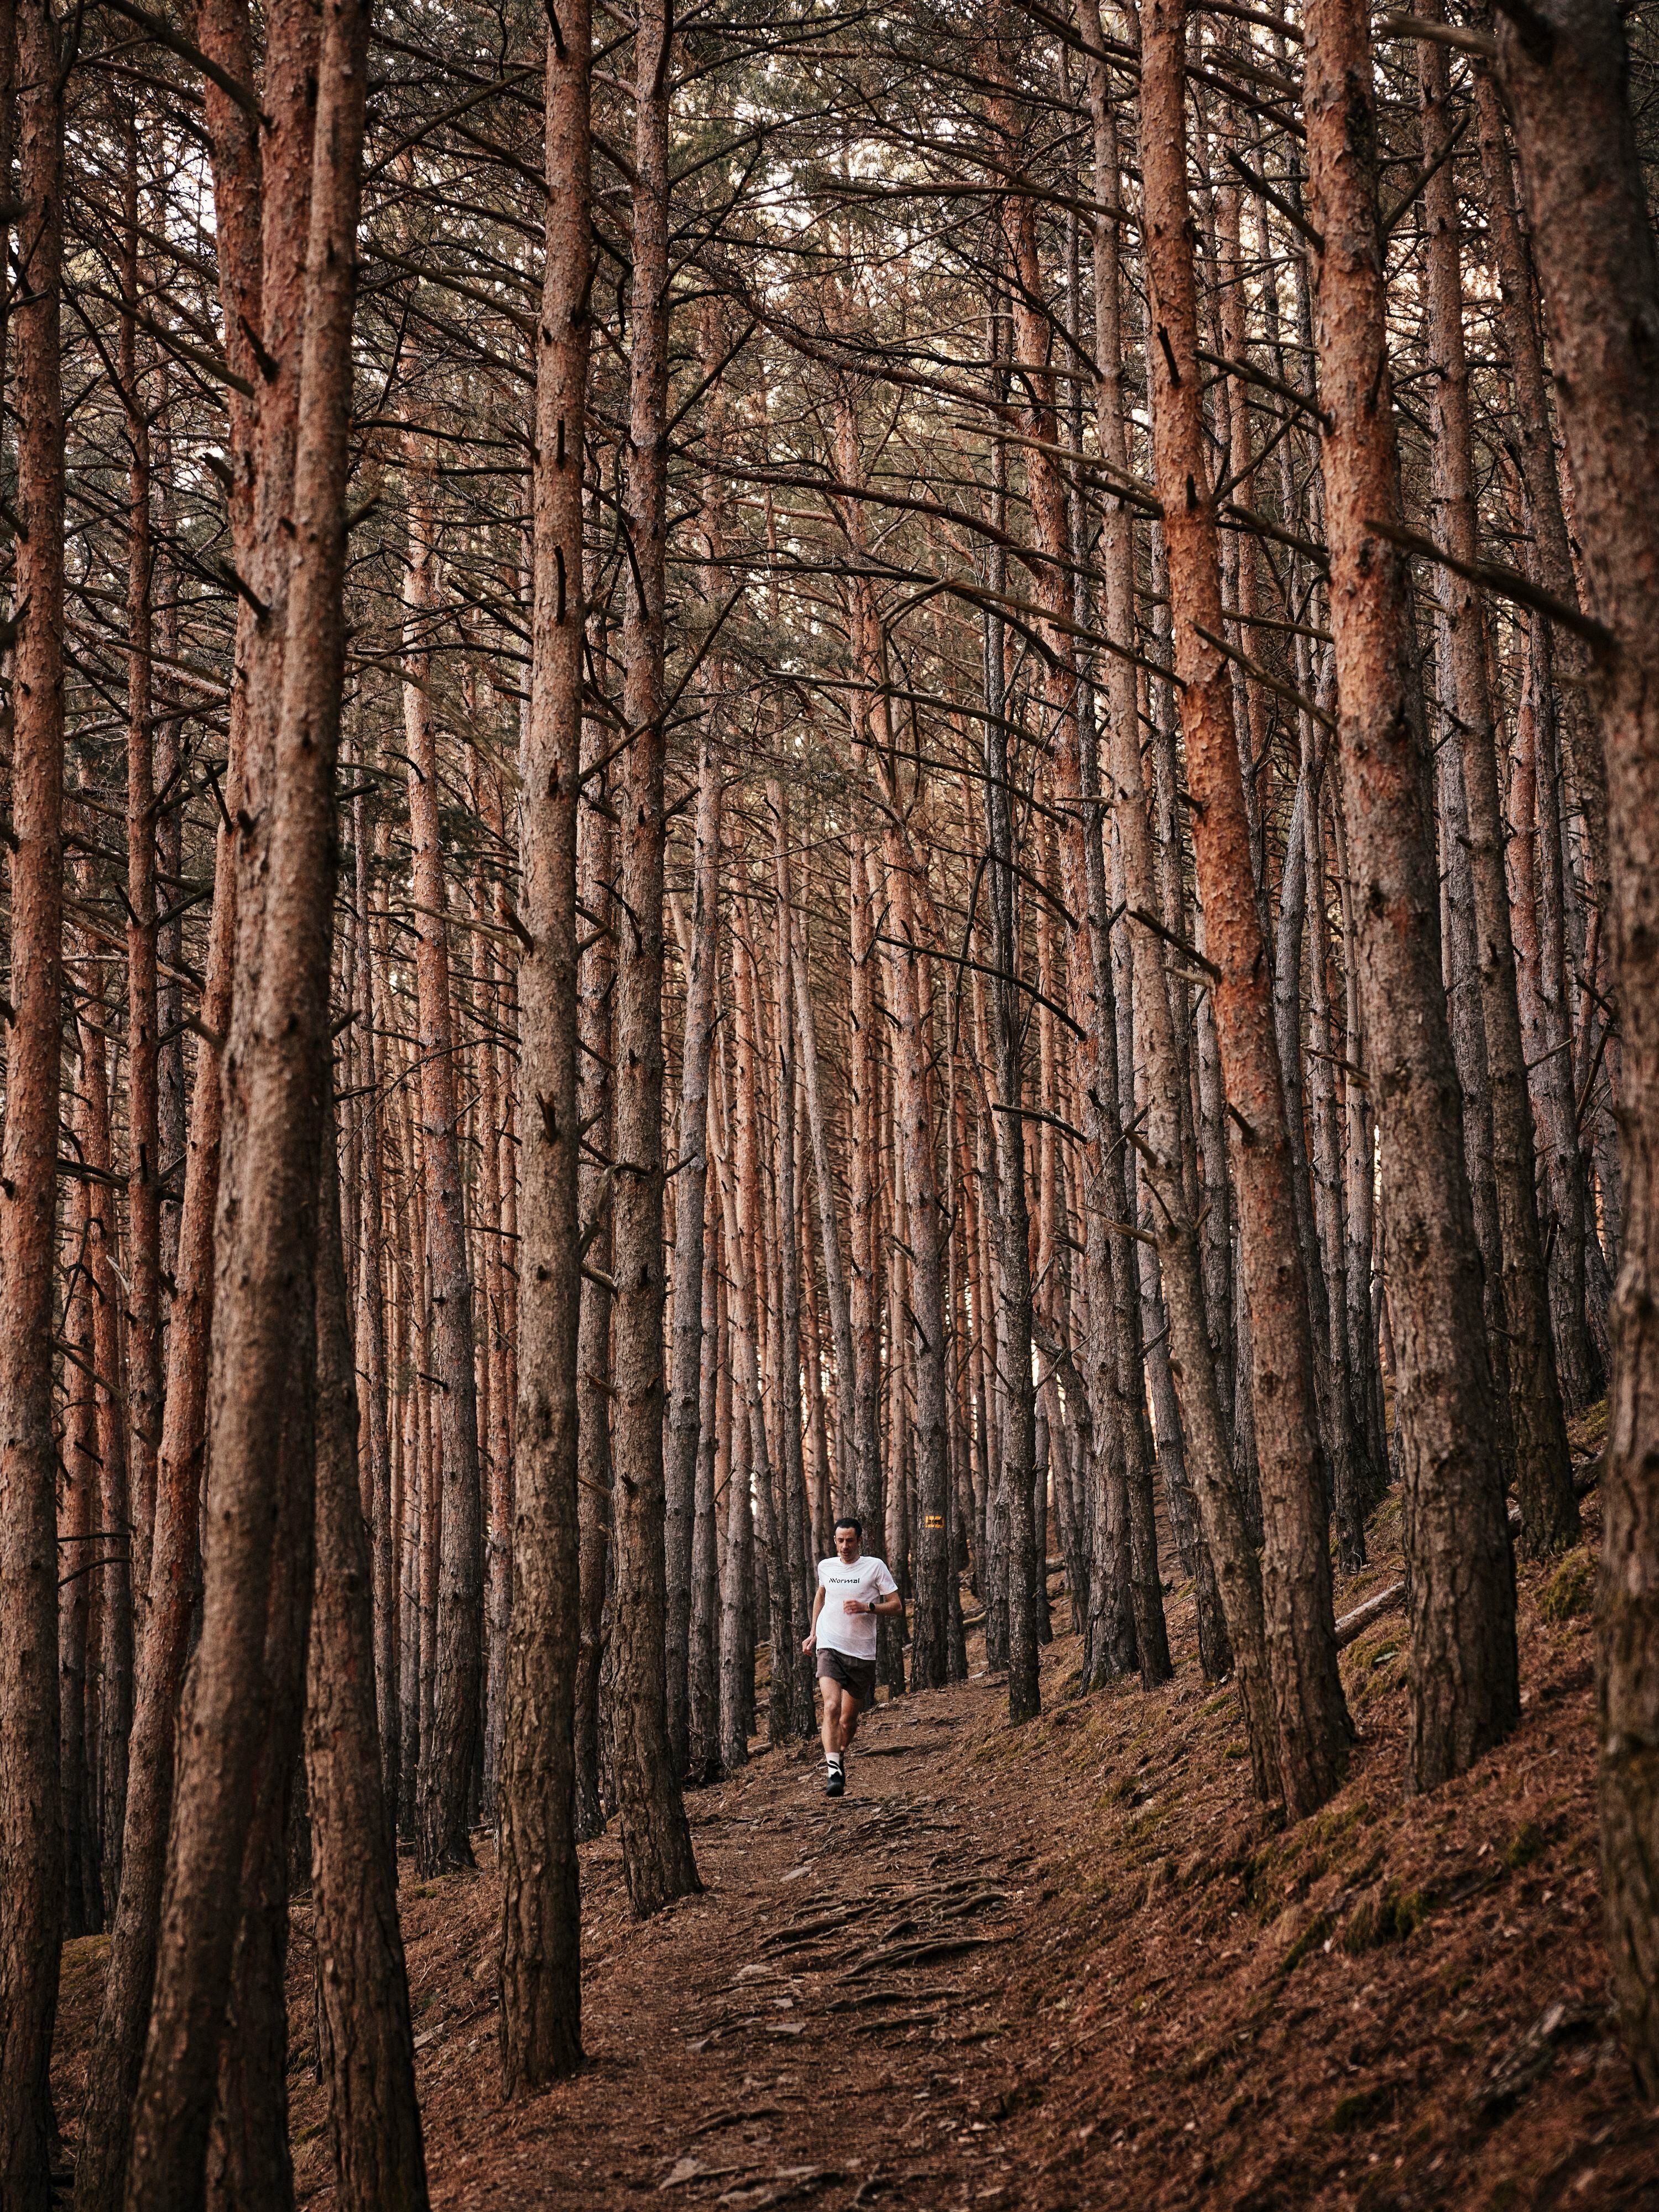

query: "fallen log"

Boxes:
[1333, 1455, 1601, 1651]
[1334, 1582, 1406, 1649]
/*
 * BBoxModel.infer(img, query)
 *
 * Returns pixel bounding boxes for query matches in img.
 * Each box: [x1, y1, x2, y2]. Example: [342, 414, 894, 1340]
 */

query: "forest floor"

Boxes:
[51, 1408, 1659, 2209]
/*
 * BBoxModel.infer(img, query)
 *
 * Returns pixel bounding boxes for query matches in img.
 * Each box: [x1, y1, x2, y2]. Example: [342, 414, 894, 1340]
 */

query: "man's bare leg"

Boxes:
[836, 1692, 863, 1752]
[820, 1678, 844, 1766]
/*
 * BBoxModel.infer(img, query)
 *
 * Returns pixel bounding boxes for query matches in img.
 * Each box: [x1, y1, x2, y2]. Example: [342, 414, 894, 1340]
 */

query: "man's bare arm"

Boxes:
[802, 1584, 826, 1652]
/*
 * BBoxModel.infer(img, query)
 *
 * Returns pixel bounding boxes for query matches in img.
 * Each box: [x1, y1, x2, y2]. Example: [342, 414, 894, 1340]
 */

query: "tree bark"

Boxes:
[71, 66, 324, 2205]
[0, 1, 65, 2190]
[1141, 0, 1349, 1817]
[732, 906, 796, 1739]
[74, 518, 245, 2212]
[687, 1168, 723, 1782]
[713, 1113, 754, 1773]
[1416, 11, 1578, 1557]
[121, 115, 164, 1623]
[353, 794, 397, 1827]
[879, 826, 954, 1691]
[1470, 65, 1608, 911]
[793, 933, 857, 1520]
[770, 791, 821, 1731]
[665, 734, 722, 1774]
[572, 782, 613, 1844]
[79, 1009, 133, 1928]
[1491, 0, 1659, 2100]
[848, 838, 885, 1555]
[123, 0, 369, 2185]
[1076, 0, 1274, 1796]
[308, 1105, 429, 2210]
[498, 0, 591, 2080]
[1301, 0, 1518, 1794]
[404, 444, 486, 1875]
[61, 1076, 100, 1940]
[608, 0, 699, 1913]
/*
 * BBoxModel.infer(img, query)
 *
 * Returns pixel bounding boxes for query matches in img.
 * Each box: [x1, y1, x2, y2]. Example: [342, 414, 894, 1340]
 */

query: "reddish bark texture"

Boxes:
[498, 0, 592, 2089]
[1493, 0, 1659, 2098]
[0, 3, 66, 2195]
[1301, 0, 1517, 1793]
[124, 0, 370, 2188]
[1141, 0, 1347, 1818]
[609, 0, 700, 1914]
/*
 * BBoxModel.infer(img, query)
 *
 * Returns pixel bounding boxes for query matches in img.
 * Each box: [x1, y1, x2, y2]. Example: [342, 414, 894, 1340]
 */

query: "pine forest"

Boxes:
[2, 0, 1659, 2203]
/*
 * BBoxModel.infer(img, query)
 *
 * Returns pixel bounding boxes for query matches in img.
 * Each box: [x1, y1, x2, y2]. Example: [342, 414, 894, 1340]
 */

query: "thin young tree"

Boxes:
[405, 444, 487, 1875]
[665, 729, 723, 1773]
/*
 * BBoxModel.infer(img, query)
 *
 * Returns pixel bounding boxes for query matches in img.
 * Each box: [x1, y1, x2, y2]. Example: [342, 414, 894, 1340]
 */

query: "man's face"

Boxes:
[835, 1525, 860, 1562]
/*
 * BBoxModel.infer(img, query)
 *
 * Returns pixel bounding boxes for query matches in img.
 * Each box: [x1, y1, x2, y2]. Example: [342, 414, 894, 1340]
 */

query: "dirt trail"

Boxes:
[347, 1674, 1053, 2211]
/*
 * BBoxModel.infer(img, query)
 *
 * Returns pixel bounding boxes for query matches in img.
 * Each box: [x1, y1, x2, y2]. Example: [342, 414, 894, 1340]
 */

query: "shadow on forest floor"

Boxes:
[51, 1399, 1659, 2209]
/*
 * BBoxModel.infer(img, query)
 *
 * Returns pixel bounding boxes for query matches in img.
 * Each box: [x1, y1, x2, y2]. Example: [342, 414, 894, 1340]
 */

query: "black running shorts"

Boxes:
[815, 1647, 877, 1704]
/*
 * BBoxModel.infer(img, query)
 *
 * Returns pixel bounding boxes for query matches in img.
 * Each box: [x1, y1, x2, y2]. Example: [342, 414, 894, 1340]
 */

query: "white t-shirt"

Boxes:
[816, 1553, 899, 1661]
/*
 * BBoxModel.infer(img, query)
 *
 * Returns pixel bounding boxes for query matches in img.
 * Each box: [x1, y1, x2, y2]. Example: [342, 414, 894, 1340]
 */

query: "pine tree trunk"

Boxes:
[880, 827, 954, 1691]
[1491, 0, 1659, 2099]
[121, 116, 164, 1618]
[572, 786, 613, 1844]
[353, 796, 398, 1829]
[1470, 65, 1608, 912]
[733, 911, 796, 1737]
[794, 932, 857, 1517]
[404, 446, 486, 1875]
[770, 791, 821, 1729]
[307, 1109, 429, 2209]
[1522, 637, 1602, 1410]
[665, 736, 722, 1773]
[74, 650, 243, 2212]
[608, 0, 699, 1916]
[81, 1016, 133, 1927]
[98, 27, 330, 2192]
[61, 1095, 100, 1940]
[1302, 0, 1519, 1794]
[1304, 771, 1370, 1566]
[848, 841, 885, 1552]
[394, 1095, 423, 1840]
[205, 1377, 314, 2212]
[1079, 10, 1200, 1683]
[0, 1, 65, 2188]
[687, 1171, 723, 1781]
[1435, 614, 1510, 1434]
[1472, 75, 1604, 1410]
[973, 603, 1041, 1719]
[124, 0, 368, 2184]
[713, 1126, 754, 1770]
[498, 0, 591, 2084]
[1142, 0, 1349, 1817]
[1416, 13, 1578, 1557]
[797, 1077, 836, 1567]
[1076, 0, 1274, 1797]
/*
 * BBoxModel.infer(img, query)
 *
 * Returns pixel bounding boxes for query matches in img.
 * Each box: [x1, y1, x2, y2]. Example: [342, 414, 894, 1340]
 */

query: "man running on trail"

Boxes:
[802, 1516, 901, 1797]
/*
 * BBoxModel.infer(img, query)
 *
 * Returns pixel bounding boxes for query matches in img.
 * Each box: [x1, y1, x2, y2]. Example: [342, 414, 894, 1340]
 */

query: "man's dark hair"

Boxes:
[834, 1515, 863, 1541]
